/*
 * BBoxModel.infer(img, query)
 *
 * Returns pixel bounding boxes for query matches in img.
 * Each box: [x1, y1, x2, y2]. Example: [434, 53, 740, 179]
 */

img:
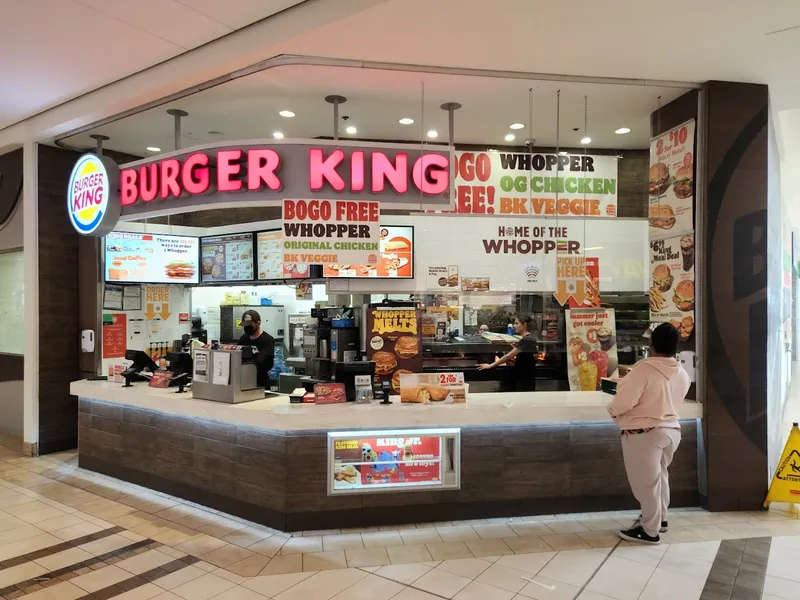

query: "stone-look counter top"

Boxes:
[71, 380, 702, 432]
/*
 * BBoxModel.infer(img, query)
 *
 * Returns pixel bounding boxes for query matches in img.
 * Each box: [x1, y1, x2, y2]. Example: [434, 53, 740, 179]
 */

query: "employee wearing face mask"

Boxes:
[237, 310, 275, 389]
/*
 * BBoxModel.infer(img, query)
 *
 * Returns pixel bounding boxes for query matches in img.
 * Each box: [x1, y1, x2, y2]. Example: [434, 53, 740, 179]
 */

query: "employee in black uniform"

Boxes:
[237, 310, 275, 389]
[477, 314, 538, 392]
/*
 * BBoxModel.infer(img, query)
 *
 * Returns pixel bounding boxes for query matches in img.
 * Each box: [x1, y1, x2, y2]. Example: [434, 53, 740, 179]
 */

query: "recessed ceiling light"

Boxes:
[345, 126, 357, 135]
[509, 123, 525, 130]
[146, 146, 161, 152]
[427, 129, 438, 139]
[504, 133, 515, 142]
[398, 117, 414, 125]
[558, 151, 568, 156]
[273, 131, 284, 139]
[615, 127, 631, 135]
[279, 110, 295, 118]
[580, 136, 592, 145]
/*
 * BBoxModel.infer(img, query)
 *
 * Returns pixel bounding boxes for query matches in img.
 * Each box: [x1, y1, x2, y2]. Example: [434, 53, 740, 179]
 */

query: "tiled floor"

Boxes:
[0, 434, 799, 599]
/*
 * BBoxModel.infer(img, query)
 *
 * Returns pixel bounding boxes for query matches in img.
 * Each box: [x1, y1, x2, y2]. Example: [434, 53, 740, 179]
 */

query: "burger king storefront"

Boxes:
[27, 66, 777, 529]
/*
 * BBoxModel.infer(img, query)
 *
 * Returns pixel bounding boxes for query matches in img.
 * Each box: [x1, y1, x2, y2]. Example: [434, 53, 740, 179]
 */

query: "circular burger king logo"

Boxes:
[66, 154, 121, 236]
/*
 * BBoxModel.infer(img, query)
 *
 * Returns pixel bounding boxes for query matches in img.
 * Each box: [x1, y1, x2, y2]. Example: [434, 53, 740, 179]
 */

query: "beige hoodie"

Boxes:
[607, 357, 690, 430]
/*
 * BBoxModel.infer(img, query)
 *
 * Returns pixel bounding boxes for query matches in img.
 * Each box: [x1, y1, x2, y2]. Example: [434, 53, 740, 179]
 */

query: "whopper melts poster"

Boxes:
[649, 120, 695, 239]
[565, 309, 619, 391]
[366, 308, 422, 393]
[454, 151, 619, 217]
[649, 235, 695, 341]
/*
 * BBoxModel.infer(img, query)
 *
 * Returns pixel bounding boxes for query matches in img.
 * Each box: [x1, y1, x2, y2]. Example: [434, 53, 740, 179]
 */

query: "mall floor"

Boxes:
[0, 433, 798, 600]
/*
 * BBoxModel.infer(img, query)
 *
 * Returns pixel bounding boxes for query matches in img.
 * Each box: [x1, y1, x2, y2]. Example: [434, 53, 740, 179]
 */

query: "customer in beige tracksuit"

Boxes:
[608, 323, 690, 544]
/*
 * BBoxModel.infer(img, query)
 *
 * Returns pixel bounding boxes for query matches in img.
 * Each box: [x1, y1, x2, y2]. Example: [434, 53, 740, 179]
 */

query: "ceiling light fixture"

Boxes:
[345, 126, 357, 135]
[504, 133, 515, 142]
[580, 136, 592, 145]
[509, 123, 525, 130]
[398, 117, 414, 125]
[558, 151, 568, 156]
[146, 146, 161, 152]
[427, 129, 438, 139]
[273, 131, 285, 139]
[615, 127, 631, 135]
[279, 110, 295, 118]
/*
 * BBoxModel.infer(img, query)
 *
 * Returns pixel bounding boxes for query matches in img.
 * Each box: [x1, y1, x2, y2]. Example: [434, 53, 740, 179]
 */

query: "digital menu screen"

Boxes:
[105, 232, 199, 284]
[256, 230, 310, 280]
[323, 226, 414, 278]
[201, 233, 254, 283]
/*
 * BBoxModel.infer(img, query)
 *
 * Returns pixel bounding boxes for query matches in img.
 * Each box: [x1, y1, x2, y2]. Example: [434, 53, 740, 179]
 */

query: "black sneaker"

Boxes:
[618, 526, 660, 545]
[633, 515, 668, 533]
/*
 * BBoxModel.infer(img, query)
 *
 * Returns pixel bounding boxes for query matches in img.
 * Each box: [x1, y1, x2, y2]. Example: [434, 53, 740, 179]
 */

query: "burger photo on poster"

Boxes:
[649, 163, 670, 197]
[672, 165, 694, 200]
[649, 204, 676, 230]
[652, 264, 674, 292]
[673, 280, 695, 312]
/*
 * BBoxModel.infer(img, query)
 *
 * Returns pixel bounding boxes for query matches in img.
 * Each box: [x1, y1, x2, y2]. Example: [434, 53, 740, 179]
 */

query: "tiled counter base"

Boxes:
[77, 398, 700, 533]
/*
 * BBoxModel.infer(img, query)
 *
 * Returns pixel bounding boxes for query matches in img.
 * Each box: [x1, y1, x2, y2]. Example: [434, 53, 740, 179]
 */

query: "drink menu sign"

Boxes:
[454, 151, 618, 217]
[105, 232, 199, 284]
[649, 120, 695, 239]
[331, 434, 442, 491]
[565, 308, 619, 392]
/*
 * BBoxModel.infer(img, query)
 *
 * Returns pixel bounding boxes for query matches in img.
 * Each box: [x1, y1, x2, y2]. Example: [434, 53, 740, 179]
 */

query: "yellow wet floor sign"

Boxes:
[764, 423, 800, 508]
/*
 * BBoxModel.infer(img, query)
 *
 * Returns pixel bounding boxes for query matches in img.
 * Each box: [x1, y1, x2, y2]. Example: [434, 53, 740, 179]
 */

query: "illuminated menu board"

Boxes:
[201, 233, 254, 283]
[256, 230, 310, 280]
[323, 226, 414, 278]
[105, 232, 199, 284]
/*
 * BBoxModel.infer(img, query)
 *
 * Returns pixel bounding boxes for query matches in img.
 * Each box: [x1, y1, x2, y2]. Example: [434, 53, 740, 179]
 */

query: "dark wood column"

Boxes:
[701, 81, 769, 510]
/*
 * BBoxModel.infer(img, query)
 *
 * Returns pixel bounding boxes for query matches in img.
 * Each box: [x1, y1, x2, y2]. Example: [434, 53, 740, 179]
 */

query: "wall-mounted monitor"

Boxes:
[323, 226, 414, 278]
[105, 231, 199, 284]
[256, 230, 321, 280]
[200, 233, 255, 283]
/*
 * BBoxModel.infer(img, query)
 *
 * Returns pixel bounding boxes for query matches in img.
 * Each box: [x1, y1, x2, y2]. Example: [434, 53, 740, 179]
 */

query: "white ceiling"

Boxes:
[0, 0, 306, 129]
[60, 65, 691, 154]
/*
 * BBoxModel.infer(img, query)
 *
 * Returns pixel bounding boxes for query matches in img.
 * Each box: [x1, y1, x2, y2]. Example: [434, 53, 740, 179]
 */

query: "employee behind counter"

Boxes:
[477, 315, 538, 392]
[237, 310, 275, 388]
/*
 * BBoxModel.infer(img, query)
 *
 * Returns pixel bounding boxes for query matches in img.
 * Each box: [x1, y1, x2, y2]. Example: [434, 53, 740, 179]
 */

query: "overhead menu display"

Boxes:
[256, 230, 284, 280]
[324, 226, 414, 278]
[105, 232, 199, 284]
[649, 120, 695, 239]
[201, 233, 254, 283]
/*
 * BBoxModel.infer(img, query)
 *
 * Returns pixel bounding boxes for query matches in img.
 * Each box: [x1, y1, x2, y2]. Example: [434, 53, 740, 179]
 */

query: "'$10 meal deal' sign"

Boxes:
[282, 199, 380, 266]
[454, 151, 618, 218]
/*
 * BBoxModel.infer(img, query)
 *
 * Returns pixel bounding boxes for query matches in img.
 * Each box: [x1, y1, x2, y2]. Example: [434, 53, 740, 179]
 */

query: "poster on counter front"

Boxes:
[565, 309, 619, 391]
[649, 235, 695, 341]
[366, 308, 422, 393]
[454, 151, 618, 217]
[649, 120, 695, 239]
[332, 434, 442, 491]
[282, 199, 380, 266]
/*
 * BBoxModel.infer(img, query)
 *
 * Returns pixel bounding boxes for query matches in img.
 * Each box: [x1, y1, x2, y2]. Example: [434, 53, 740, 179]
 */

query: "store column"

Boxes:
[22, 141, 39, 456]
[701, 81, 770, 511]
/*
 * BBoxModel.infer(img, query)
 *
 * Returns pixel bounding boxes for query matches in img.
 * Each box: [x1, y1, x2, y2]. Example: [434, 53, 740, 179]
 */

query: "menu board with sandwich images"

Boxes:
[366, 308, 422, 393]
[649, 119, 695, 239]
[649, 234, 695, 341]
[201, 234, 254, 283]
[324, 226, 413, 278]
[105, 232, 199, 284]
[565, 308, 620, 392]
[331, 434, 443, 492]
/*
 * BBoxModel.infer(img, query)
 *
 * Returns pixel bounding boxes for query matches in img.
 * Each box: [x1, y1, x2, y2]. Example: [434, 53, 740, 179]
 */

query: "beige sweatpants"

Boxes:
[620, 427, 682, 537]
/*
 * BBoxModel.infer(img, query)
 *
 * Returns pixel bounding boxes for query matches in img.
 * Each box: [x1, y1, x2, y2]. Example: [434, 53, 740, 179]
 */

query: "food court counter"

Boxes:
[71, 380, 702, 532]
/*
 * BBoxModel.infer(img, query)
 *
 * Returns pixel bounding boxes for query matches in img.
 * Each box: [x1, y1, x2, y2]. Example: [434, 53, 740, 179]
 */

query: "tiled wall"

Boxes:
[79, 398, 699, 532]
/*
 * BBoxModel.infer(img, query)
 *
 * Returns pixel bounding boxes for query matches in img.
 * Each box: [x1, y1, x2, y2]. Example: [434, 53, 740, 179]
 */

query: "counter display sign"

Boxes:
[399, 372, 467, 404]
[201, 233, 254, 283]
[105, 232, 199, 284]
[327, 428, 462, 495]
[324, 226, 413, 278]
[649, 235, 695, 341]
[649, 120, 695, 239]
[367, 308, 422, 393]
[454, 151, 618, 217]
[101, 313, 126, 359]
[566, 308, 619, 392]
[282, 199, 380, 267]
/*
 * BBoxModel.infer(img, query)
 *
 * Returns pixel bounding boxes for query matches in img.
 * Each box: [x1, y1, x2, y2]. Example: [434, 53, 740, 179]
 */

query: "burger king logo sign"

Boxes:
[66, 153, 121, 236]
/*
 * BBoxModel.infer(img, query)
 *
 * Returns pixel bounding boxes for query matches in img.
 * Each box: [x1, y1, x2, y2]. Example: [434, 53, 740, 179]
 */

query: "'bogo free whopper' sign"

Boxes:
[282, 199, 380, 266]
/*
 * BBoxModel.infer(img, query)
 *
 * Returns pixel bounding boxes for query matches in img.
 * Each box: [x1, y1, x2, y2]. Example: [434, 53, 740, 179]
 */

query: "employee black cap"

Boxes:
[242, 309, 262, 323]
